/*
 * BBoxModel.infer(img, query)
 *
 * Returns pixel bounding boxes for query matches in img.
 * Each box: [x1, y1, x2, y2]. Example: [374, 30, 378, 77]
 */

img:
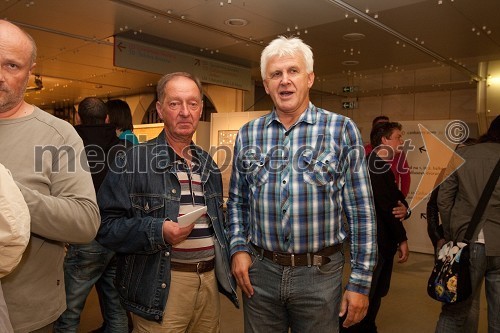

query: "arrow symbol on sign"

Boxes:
[421, 213, 427, 220]
[419, 146, 426, 153]
[117, 42, 126, 52]
[409, 124, 465, 210]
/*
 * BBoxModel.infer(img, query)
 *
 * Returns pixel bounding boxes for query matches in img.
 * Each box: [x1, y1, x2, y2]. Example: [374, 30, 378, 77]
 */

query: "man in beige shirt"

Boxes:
[0, 20, 100, 332]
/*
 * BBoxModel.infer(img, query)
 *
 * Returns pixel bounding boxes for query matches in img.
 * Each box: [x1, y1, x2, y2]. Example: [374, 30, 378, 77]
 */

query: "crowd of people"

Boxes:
[1, 18, 499, 333]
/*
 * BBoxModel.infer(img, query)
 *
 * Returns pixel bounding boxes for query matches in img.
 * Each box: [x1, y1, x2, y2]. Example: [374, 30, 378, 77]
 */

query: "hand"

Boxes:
[436, 238, 446, 251]
[162, 219, 195, 245]
[397, 240, 409, 263]
[392, 201, 408, 221]
[231, 251, 254, 298]
[339, 291, 369, 328]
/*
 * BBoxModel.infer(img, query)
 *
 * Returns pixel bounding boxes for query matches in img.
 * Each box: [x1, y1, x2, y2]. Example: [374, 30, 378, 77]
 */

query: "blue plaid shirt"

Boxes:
[227, 103, 377, 294]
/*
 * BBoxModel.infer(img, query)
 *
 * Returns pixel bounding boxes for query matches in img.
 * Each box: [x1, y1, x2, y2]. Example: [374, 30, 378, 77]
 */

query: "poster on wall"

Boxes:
[399, 120, 474, 254]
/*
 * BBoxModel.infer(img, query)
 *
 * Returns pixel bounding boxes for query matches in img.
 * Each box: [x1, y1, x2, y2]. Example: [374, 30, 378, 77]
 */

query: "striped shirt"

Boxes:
[227, 103, 377, 294]
[171, 157, 215, 263]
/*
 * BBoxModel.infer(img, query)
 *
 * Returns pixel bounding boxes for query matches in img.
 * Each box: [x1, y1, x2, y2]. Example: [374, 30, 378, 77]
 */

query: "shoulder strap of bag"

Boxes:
[463, 157, 500, 242]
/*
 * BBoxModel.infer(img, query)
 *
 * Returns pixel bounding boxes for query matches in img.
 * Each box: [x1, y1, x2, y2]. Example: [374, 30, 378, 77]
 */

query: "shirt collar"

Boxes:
[264, 102, 317, 128]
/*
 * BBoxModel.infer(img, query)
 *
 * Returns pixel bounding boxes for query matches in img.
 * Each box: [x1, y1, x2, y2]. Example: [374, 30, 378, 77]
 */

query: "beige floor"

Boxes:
[79, 252, 488, 332]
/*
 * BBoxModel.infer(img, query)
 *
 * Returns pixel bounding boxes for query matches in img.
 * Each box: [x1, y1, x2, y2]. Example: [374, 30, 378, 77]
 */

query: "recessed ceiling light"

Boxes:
[343, 33, 365, 41]
[342, 60, 359, 66]
[224, 18, 248, 26]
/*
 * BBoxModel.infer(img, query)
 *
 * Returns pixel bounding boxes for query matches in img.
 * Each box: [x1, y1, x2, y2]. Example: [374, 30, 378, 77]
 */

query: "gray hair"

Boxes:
[260, 36, 313, 80]
[156, 72, 203, 104]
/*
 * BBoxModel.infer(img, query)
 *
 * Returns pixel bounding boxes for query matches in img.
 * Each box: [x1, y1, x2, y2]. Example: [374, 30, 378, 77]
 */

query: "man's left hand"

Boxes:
[339, 290, 369, 328]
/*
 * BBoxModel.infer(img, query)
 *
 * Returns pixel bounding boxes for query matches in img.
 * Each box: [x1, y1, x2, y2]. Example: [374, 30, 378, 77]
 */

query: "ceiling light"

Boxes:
[343, 33, 365, 41]
[342, 60, 359, 66]
[224, 18, 248, 27]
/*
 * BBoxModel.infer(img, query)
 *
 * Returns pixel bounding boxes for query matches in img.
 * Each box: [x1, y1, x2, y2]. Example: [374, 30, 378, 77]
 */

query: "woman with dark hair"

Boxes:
[105, 99, 139, 145]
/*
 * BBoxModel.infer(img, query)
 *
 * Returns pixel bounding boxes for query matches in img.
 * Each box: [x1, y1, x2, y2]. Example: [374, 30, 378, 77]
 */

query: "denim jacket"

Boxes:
[96, 131, 238, 322]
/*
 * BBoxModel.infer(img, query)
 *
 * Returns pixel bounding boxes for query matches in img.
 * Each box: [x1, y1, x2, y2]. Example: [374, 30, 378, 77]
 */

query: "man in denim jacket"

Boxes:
[96, 72, 238, 332]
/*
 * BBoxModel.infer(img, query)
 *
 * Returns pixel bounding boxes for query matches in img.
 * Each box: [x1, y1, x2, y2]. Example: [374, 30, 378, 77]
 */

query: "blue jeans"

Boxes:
[436, 243, 500, 333]
[243, 246, 345, 333]
[54, 240, 128, 333]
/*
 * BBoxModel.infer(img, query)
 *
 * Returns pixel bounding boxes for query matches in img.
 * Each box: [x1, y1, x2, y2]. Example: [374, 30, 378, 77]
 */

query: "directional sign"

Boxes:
[342, 86, 358, 93]
[342, 101, 357, 109]
[114, 36, 252, 91]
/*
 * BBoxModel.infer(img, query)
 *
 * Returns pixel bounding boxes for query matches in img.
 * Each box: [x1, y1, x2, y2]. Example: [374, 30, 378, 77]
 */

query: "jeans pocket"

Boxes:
[315, 251, 344, 274]
[68, 249, 108, 280]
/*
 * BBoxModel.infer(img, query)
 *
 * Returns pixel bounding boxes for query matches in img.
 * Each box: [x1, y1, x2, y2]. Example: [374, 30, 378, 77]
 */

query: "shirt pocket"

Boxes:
[303, 151, 338, 186]
[130, 194, 165, 217]
[243, 156, 269, 187]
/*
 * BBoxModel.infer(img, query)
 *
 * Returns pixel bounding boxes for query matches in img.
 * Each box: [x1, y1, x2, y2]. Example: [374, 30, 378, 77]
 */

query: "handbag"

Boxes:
[427, 157, 500, 303]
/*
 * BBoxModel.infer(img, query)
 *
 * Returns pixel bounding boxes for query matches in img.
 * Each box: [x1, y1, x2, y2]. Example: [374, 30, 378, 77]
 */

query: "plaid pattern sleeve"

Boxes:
[339, 119, 377, 294]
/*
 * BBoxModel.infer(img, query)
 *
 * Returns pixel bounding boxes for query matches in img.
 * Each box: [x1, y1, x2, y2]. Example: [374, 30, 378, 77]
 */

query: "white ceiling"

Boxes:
[2, 0, 499, 109]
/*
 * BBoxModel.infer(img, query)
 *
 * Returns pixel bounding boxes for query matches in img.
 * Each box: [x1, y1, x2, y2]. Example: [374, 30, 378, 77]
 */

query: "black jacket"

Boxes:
[368, 152, 408, 257]
[75, 124, 125, 192]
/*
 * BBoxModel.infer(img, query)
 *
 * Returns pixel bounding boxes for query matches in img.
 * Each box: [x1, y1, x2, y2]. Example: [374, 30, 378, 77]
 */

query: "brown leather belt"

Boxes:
[252, 243, 342, 267]
[170, 259, 215, 273]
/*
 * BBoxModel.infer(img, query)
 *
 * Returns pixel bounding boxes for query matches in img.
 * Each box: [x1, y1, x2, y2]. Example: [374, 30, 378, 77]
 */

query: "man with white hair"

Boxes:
[227, 36, 377, 333]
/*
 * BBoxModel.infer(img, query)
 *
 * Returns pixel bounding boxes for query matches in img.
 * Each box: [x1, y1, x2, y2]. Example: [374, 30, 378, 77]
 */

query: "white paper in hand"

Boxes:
[177, 206, 207, 228]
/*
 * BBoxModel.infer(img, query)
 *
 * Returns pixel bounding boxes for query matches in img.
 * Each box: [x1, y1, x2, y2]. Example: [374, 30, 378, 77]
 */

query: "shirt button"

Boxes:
[161, 283, 167, 289]
[282, 180, 286, 184]
[282, 209, 286, 214]
[164, 251, 170, 257]
[171, 189, 177, 194]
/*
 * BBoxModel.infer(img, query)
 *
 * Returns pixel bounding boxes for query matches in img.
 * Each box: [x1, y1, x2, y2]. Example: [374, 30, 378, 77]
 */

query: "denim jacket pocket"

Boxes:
[303, 151, 338, 186]
[130, 194, 165, 216]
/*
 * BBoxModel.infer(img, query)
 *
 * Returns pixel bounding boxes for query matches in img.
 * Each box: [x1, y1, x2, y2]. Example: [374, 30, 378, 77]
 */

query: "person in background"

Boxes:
[227, 36, 377, 333]
[365, 115, 411, 197]
[54, 97, 128, 333]
[0, 19, 100, 332]
[425, 137, 479, 333]
[342, 122, 410, 333]
[96, 72, 238, 332]
[106, 99, 139, 145]
[0, 163, 30, 333]
[436, 115, 500, 333]
[427, 137, 478, 254]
